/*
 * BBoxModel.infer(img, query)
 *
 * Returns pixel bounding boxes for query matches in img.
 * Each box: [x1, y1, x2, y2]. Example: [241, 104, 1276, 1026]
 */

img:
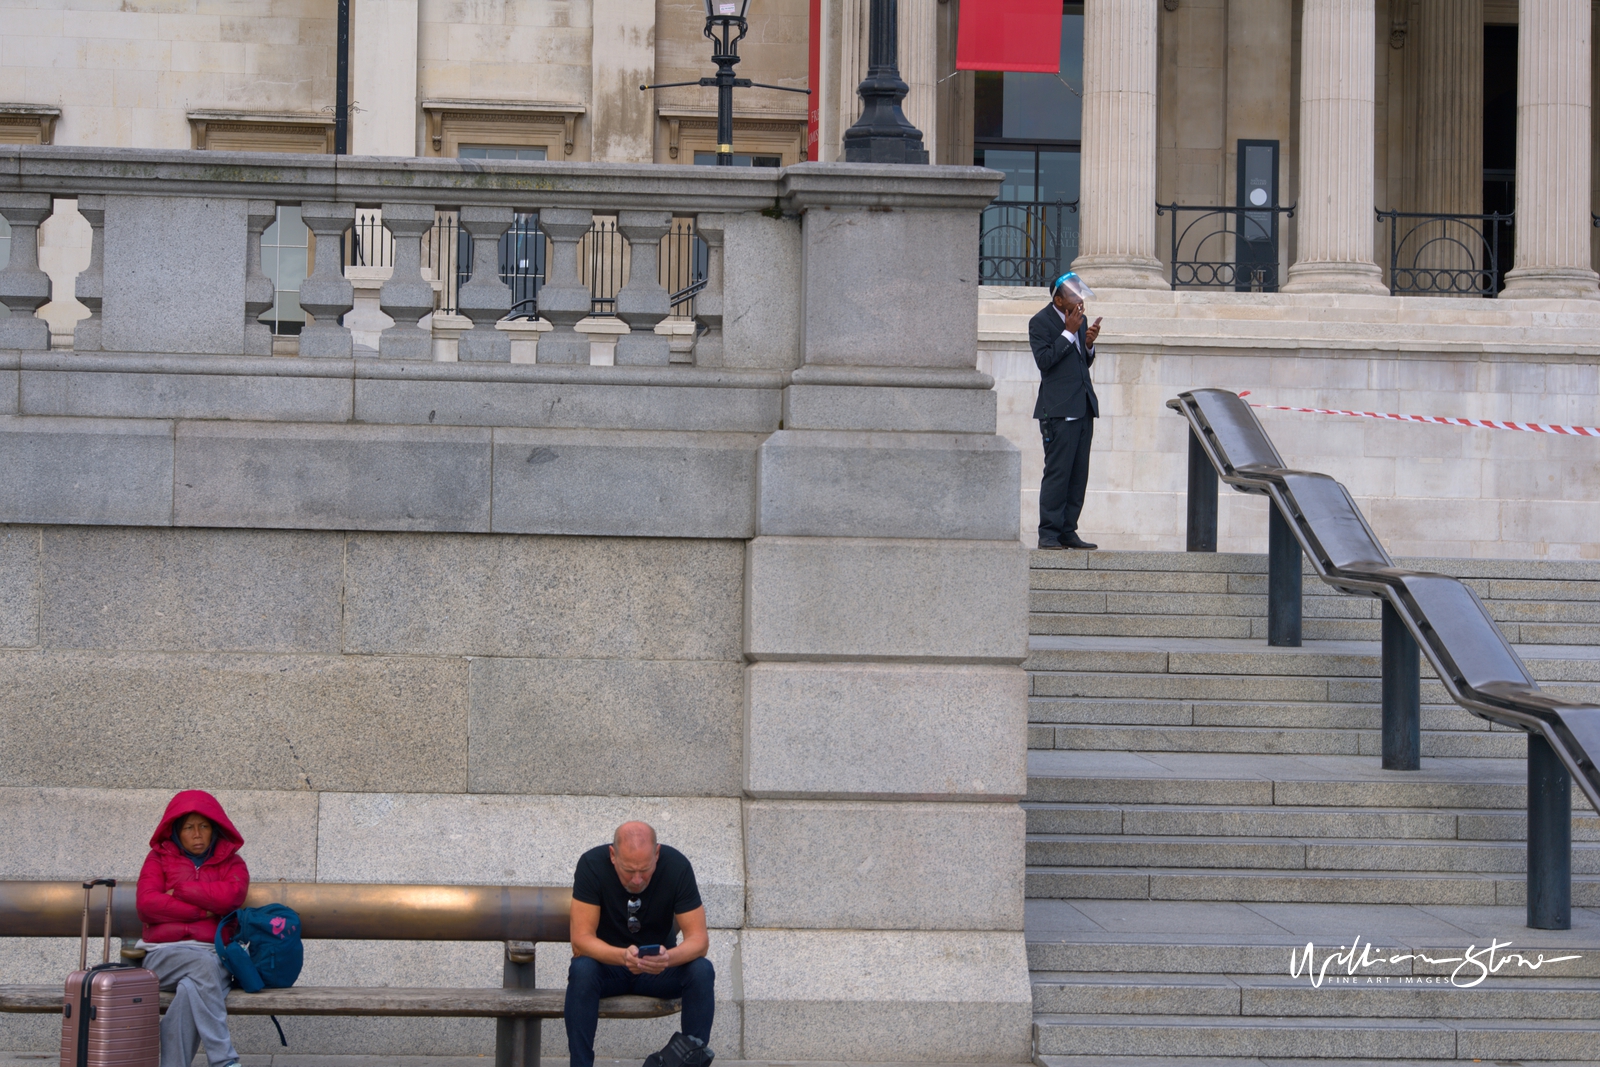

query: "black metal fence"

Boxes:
[1377, 210, 1511, 296]
[1157, 203, 1295, 292]
[978, 200, 1078, 287]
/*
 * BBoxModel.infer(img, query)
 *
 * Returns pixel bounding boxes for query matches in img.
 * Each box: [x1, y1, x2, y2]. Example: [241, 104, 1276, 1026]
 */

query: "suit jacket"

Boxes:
[1029, 303, 1100, 420]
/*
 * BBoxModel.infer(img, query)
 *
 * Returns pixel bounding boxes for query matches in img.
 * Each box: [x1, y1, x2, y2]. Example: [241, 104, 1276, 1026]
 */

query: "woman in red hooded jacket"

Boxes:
[136, 791, 249, 1067]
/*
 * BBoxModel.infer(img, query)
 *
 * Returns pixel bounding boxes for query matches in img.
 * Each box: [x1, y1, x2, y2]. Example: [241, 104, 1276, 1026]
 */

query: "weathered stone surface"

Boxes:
[743, 801, 1025, 930]
[21, 365, 353, 422]
[0, 650, 468, 792]
[0, 365, 17, 414]
[781, 383, 998, 433]
[172, 421, 492, 531]
[0, 415, 173, 526]
[102, 195, 247, 355]
[0, 525, 39, 648]
[740, 930, 1032, 1062]
[469, 658, 744, 797]
[0, 786, 319, 880]
[342, 533, 742, 660]
[40, 527, 345, 653]
[314, 793, 745, 929]
[744, 662, 1027, 799]
[755, 429, 1019, 540]
[719, 212, 801, 371]
[351, 377, 779, 431]
[491, 429, 759, 538]
[744, 537, 1030, 663]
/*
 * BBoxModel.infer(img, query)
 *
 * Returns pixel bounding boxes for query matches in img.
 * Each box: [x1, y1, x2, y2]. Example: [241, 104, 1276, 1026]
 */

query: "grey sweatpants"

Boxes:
[141, 941, 239, 1067]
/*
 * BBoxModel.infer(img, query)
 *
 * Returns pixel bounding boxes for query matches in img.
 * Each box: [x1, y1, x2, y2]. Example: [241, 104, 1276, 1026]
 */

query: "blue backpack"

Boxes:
[215, 904, 303, 993]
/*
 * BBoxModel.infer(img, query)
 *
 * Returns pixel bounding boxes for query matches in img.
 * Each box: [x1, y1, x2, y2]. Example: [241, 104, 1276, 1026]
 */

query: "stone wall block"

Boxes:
[0, 193, 55, 350]
[781, 383, 997, 433]
[0, 525, 40, 649]
[314, 792, 746, 928]
[744, 662, 1027, 799]
[469, 657, 744, 797]
[242, 199, 277, 357]
[740, 930, 1032, 1062]
[491, 428, 758, 538]
[102, 195, 250, 354]
[297, 202, 357, 359]
[0, 415, 173, 527]
[0, 785, 319, 881]
[71, 194, 106, 352]
[755, 428, 1019, 540]
[341, 532, 743, 660]
[455, 205, 512, 362]
[21, 365, 354, 423]
[40, 527, 345, 654]
[744, 536, 1029, 663]
[377, 202, 439, 359]
[0, 650, 469, 792]
[719, 211, 800, 371]
[743, 800, 1025, 930]
[172, 421, 492, 532]
[613, 210, 672, 366]
[532, 207, 594, 364]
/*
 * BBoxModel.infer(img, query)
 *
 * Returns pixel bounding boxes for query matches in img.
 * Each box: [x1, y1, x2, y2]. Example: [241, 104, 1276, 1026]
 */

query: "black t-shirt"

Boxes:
[571, 843, 703, 949]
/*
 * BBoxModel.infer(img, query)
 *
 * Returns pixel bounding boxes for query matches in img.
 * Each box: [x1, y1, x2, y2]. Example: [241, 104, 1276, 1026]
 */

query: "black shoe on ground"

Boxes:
[1036, 541, 1066, 550]
[1063, 535, 1098, 550]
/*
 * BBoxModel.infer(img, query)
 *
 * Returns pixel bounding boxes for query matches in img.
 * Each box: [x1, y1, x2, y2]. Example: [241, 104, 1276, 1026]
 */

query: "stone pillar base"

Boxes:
[1499, 266, 1600, 300]
[1282, 261, 1388, 295]
[1070, 254, 1170, 291]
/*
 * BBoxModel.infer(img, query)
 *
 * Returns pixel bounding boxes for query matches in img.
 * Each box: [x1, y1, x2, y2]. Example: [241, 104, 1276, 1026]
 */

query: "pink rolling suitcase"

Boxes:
[60, 878, 160, 1067]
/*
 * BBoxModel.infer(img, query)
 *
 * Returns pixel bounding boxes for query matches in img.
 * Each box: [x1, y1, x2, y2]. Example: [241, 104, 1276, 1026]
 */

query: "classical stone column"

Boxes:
[898, 0, 938, 161]
[1501, 0, 1600, 298]
[613, 211, 672, 365]
[1282, 0, 1387, 294]
[1071, 0, 1167, 290]
[1413, 0, 1482, 278]
[456, 207, 513, 362]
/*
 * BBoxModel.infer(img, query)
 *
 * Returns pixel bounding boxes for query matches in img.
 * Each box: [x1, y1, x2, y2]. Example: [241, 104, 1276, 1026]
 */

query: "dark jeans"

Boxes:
[565, 955, 715, 1067]
[1038, 416, 1094, 545]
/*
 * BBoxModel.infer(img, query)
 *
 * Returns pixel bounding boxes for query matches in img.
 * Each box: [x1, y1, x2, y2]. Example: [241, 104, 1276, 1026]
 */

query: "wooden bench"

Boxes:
[0, 880, 680, 1066]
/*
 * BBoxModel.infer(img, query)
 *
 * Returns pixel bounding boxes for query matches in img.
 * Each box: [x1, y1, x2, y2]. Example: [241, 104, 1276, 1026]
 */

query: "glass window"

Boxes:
[459, 145, 548, 160]
[693, 152, 782, 167]
[259, 206, 310, 336]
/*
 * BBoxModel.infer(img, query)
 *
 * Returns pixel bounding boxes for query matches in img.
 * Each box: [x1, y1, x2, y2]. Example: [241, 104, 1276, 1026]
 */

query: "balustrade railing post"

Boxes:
[72, 195, 105, 352]
[613, 211, 672, 365]
[456, 206, 513, 362]
[377, 202, 439, 359]
[1185, 430, 1218, 552]
[1527, 732, 1573, 930]
[1267, 504, 1302, 647]
[1380, 600, 1421, 771]
[0, 194, 54, 351]
[692, 214, 725, 367]
[534, 208, 595, 364]
[243, 200, 276, 357]
[298, 202, 356, 358]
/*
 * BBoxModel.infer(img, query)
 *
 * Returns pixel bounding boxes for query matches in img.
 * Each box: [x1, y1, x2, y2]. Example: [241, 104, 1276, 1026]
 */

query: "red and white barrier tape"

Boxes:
[1234, 392, 1600, 438]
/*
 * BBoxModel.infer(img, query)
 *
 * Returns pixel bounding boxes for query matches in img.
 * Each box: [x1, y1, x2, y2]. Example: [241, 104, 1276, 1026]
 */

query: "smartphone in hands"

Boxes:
[636, 944, 662, 957]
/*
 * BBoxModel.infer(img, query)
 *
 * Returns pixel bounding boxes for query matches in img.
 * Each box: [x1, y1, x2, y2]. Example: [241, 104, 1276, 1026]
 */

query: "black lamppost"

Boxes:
[842, 0, 927, 163]
[642, 0, 809, 166]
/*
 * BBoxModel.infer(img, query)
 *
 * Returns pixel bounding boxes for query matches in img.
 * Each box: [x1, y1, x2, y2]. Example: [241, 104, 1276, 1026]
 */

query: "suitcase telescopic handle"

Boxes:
[79, 878, 119, 970]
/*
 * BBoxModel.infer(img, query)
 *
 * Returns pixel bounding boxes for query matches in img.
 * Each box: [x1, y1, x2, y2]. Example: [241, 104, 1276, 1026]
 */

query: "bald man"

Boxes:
[565, 822, 714, 1067]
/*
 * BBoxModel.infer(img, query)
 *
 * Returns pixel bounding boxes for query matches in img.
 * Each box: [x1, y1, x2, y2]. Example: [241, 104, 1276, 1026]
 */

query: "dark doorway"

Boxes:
[1484, 24, 1517, 292]
[1235, 140, 1280, 292]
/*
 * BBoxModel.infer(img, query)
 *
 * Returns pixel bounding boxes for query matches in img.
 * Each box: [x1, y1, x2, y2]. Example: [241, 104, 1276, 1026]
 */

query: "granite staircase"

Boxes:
[1024, 550, 1600, 1066]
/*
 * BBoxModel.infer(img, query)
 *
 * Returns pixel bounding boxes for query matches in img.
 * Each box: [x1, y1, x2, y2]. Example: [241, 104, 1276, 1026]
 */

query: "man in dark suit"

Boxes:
[1029, 272, 1103, 549]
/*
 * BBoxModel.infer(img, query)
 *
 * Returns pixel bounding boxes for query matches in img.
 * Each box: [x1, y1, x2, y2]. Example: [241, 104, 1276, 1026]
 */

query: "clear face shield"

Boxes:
[1051, 272, 1095, 303]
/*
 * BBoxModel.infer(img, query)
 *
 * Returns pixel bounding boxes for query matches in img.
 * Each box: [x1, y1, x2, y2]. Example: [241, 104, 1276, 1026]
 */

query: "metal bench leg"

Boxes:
[497, 942, 541, 1067]
[1527, 732, 1572, 931]
[1380, 601, 1420, 770]
[1186, 430, 1218, 552]
[1267, 505, 1301, 647]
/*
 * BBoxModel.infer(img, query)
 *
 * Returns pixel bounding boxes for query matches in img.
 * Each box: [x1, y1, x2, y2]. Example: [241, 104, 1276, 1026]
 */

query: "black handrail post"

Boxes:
[1527, 732, 1573, 930]
[1380, 601, 1421, 771]
[1267, 504, 1302, 646]
[1185, 430, 1217, 552]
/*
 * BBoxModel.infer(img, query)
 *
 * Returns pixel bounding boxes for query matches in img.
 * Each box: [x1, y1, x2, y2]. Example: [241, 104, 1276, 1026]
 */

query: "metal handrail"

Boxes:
[978, 199, 1079, 287]
[1376, 208, 1511, 296]
[1156, 203, 1296, 292]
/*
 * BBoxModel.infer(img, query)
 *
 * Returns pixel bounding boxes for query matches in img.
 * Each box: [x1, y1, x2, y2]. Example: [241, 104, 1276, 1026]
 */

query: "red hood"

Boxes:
[149, 790, 244, 861]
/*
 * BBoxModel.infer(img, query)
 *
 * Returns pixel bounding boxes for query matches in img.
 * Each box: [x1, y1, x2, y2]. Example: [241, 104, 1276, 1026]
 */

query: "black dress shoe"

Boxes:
[1036, 541, 1066, 550]
[1063, 535, 1098, 550]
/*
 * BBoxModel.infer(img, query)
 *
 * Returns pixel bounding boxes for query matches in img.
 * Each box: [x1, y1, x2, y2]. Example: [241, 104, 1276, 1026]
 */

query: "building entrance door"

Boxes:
[1234, 140, 1279, 293]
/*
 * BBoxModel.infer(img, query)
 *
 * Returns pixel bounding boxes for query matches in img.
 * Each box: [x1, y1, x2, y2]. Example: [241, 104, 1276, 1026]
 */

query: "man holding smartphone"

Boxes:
[565, 821, 714, 1067]
[1029, 271, 1103, 550]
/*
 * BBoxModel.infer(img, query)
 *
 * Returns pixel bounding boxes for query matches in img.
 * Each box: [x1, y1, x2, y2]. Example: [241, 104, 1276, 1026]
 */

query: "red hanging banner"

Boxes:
[955, 0, 1063, 73]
